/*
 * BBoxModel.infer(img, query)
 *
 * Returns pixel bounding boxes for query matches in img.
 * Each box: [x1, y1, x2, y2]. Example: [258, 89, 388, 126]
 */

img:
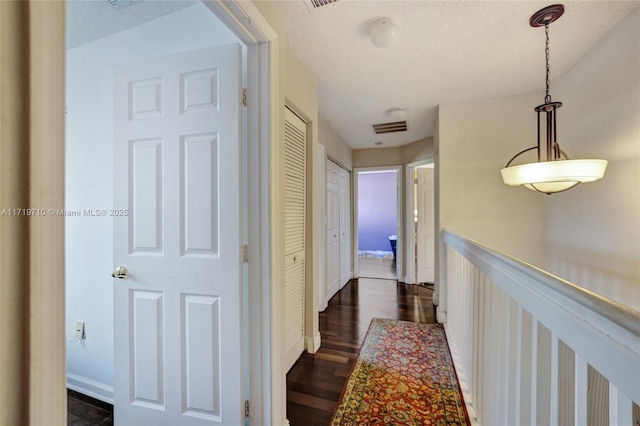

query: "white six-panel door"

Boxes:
[325, 161, 340, 303]
[283, 108, 307, 372]
[113, 45, 242, 425]
[338, 168, 351, 288]
[416, 167, 435, 283]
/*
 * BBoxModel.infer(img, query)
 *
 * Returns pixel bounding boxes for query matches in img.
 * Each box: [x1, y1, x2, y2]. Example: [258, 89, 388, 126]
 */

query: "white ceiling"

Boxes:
[66, 0, 638, 150]
[66, 0, 196, 49]
[284, 0, 639, 149]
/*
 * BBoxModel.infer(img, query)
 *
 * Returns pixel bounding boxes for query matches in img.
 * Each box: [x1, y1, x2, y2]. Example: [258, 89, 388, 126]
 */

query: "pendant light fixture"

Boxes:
[500, 4, 607, 194]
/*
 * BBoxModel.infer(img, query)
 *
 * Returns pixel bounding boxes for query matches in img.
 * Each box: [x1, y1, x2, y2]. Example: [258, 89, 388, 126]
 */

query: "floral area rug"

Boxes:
[331, 318, 469, 426]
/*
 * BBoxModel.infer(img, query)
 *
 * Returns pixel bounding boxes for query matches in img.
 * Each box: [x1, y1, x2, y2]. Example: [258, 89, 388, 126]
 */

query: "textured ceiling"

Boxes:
[285, 0, 639, 149]
[66, 0, 639, 150]
[66, 0, 197, 49]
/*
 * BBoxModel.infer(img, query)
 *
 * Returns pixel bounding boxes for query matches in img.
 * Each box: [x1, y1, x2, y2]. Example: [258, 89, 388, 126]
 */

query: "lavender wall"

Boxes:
[357, 171, 397, 251]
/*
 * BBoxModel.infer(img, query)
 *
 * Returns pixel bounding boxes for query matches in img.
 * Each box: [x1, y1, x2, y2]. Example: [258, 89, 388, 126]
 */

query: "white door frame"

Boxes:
[404, 159, 434, 284]
[28, 0, 279, 424]
[2, 0, 279, 422]
[353, 166, 403, 281]
[317, 144, 327, 312]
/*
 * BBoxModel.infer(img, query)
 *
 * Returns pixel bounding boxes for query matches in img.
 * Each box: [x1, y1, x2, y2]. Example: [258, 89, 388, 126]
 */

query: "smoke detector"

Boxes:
[388, 107, 406, 120]
[370, 18, 399, 48]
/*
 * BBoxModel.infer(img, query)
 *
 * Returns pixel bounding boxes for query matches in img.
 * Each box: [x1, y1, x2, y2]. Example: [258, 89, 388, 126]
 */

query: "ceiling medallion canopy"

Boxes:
[500, 4, 607, 195]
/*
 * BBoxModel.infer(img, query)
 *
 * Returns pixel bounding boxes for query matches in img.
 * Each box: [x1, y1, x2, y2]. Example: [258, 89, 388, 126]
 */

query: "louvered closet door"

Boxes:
[283, 108, 306, 372]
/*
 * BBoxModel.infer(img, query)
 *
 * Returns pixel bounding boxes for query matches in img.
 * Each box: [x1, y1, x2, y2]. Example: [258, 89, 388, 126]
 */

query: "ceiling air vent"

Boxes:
[372, 121, 407, 135]
[307, 0, 339, 10]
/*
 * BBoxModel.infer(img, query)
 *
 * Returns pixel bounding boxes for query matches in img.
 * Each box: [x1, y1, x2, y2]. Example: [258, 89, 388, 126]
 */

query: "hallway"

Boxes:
[286, 278, 436, 425]
[357, 255, 396, 280]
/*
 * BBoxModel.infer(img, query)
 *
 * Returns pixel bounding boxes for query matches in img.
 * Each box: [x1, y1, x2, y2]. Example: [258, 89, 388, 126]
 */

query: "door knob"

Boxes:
[111, 266, 128, 279]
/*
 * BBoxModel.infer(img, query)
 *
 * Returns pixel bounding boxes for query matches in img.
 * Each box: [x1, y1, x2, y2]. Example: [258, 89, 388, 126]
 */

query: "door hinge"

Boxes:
[244, 399, 250, 418]
[243, 244, 250, 264]
[242, 88, 248, 107]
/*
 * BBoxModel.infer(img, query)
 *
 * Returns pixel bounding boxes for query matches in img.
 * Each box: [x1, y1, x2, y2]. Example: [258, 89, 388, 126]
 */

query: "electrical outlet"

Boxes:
[75, 320, 85, 340]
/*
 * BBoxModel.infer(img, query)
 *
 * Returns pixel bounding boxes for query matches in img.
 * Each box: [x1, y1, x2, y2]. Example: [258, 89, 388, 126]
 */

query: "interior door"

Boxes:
[283, 108, 307, 372]
[113, 44, 242, 425]
[416, 167, 435, 283]
[325, 161, 340, 302]
[338, 168, 351, 287]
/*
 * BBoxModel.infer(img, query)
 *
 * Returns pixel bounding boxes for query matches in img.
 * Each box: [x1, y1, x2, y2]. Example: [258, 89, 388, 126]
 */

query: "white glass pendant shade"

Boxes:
[370, 19, 398, 48]
[501, 5, 609, 195]
[501, 159, 608, 194]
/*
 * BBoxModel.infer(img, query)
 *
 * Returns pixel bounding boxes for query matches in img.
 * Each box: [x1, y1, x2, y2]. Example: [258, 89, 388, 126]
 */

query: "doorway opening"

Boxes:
[64, 1, 273, 424]
[355, 168, 400, 280]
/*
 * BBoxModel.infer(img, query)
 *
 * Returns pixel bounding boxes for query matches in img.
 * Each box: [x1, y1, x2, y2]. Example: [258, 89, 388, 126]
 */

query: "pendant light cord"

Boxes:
[545, 23, 551, 103]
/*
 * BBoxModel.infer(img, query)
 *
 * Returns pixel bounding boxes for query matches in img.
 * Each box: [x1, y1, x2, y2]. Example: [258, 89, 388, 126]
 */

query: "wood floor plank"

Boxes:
[286, 278, 436, 425]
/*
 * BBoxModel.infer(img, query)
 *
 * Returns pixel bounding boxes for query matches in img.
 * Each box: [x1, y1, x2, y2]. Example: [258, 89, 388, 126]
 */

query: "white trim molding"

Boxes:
[67, 374, 114, 405]
[305, 331, 322, 354]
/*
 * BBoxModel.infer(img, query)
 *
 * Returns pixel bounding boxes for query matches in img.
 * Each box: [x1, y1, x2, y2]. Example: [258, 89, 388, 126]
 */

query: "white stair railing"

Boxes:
[443, 230, 640, 426]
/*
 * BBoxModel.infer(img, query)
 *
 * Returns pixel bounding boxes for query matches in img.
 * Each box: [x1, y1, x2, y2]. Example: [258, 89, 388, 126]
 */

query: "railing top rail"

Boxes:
[443, 230, 640, 338]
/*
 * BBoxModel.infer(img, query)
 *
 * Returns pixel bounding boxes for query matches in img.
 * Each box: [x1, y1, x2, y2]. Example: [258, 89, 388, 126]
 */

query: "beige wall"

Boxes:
[319, 115, 352, 170]
[545, 8, 640, 310]
[352, 137, 434, 168]
[283, 42, 321, 352]
[0, 2, 66, 423]
[403, 138, 435, 165]
[251, 2, 320, 423]
[353, 146, 403, 168]
[437, 93, 547, 267]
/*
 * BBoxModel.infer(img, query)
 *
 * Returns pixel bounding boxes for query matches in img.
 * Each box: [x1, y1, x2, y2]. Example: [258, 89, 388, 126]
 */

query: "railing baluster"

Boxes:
[490, 283, 502, 425]
[477, 269, 486, 421]
[530, 318, 538, 426]
[549, 334, 559, 426]
[464, 259, 472, 388]
[496, 289, 508, 426]
[609, 382, 633, 425]
[471, 258, 479, 409]
[506, 298, 518, 426]
[514, 305, 523, 424]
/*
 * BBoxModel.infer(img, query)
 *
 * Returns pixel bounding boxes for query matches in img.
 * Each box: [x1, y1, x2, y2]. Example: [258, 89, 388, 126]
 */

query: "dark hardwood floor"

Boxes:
[286, 278, 437, 426]
[67, 389, 113, 425]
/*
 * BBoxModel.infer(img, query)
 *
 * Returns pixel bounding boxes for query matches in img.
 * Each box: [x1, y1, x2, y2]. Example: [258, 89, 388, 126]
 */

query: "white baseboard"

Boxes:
[305, 331, 322, 354]
[436, 305, 447, 324]
[67, 373, 114, 405]
[443, 324, 479, 426]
